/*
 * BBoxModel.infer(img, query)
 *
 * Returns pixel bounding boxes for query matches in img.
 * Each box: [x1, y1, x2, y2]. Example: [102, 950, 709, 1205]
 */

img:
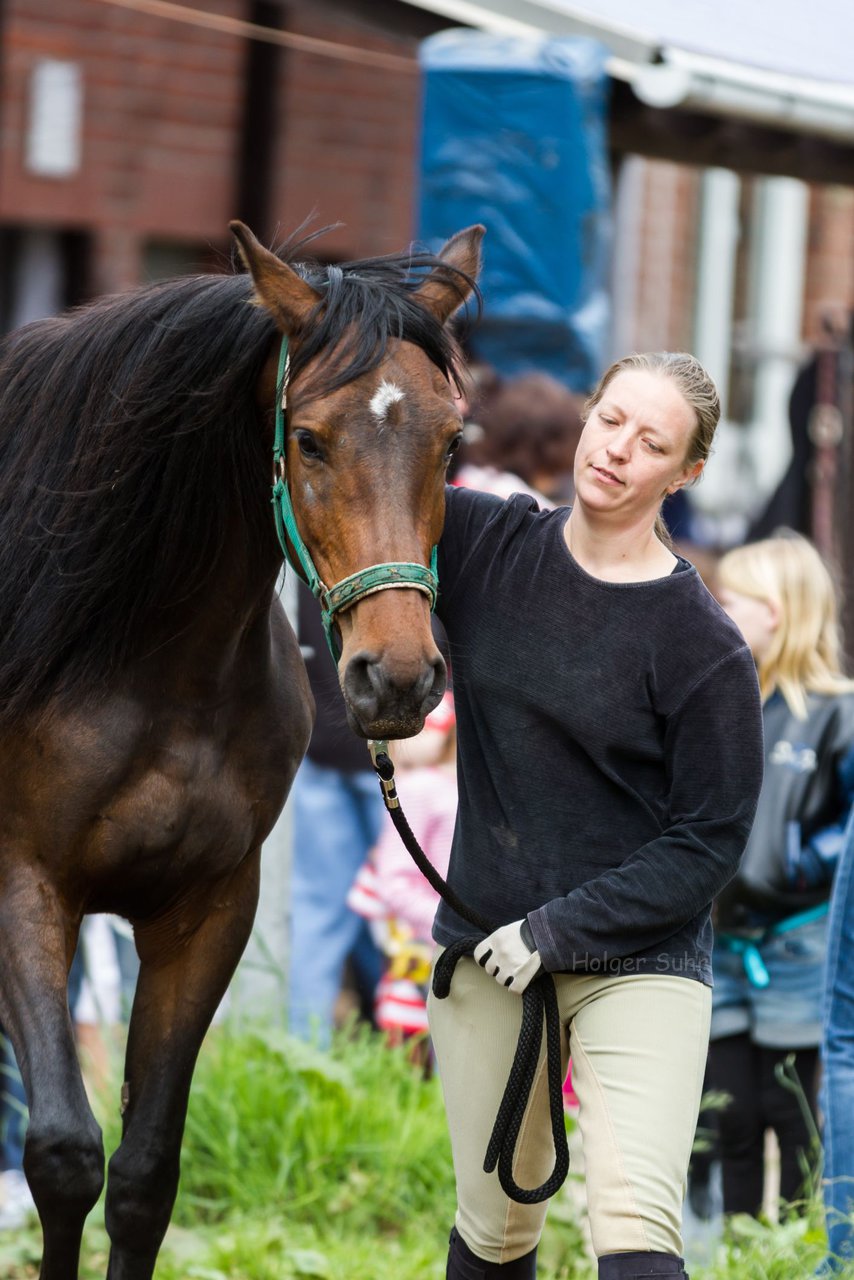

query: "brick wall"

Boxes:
[2, 3, 851, 336]
[0, 0, 438, 293]
[268, 3, 424, 261]
[627, 158, 701, 354]
[626, 162, 854, 363]
[0, 0, 246, 292]
[802, 184, 854, 345]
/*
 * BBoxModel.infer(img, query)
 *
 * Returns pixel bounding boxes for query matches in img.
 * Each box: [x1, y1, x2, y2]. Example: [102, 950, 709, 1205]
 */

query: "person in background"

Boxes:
[712, 533, 854, 1218]
[287, 581, 385, 1045]
[0, 951, 85, 1229]
[0, 1028, 33, 1229]
[431, 351, 763, 1280]
[74, 915, 127, 1094]
[451, 370, 582, 506]
[349, 693, 457, 1045]
[819, 807, 854, 1274]
[747, 309, 853, 544]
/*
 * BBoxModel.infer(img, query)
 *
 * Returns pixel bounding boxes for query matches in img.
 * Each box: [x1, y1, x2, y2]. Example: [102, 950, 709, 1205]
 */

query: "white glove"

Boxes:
[474, 919, 543, 995]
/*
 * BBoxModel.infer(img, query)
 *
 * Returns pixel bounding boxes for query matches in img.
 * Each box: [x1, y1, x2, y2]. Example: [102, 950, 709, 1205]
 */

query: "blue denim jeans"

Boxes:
[819, 819, 854, 1273]
[287, 757, 385, 1044]
[711, 913, 829, 1049]
[0, 1030, 26, 1172]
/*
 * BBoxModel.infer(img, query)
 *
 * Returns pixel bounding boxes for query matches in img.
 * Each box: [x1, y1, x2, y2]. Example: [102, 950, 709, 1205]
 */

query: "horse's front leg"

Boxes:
[0, 869, 104, 1280]
[104, 848, 261, 1280]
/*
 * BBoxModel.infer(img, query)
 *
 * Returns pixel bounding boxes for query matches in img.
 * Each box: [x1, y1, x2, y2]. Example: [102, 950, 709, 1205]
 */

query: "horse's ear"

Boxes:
[229, 220, 322, 332]
[416, 224, 485, 326]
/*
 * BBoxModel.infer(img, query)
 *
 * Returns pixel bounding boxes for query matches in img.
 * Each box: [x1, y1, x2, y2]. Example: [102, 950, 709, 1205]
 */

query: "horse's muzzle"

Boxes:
[342, 649, 446, 739]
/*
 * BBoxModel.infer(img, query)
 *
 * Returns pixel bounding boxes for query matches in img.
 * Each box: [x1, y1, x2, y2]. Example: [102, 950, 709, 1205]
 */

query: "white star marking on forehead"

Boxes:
[369, 379, 405, 423]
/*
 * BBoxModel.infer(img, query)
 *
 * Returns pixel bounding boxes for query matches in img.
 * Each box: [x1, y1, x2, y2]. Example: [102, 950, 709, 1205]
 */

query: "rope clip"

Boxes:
[368, 739, 399, 809]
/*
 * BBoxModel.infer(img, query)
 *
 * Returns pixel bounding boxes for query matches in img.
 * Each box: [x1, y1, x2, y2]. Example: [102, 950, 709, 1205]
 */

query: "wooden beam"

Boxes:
[609, 82, 854, 186]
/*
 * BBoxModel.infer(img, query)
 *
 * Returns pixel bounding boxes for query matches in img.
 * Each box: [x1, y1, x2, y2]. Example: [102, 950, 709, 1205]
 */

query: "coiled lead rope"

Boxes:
[368, 741, 569, 1204]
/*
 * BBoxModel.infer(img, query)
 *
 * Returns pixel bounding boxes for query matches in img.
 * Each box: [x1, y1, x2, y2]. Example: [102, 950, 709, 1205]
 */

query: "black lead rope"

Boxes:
[368, 742, 570, 1204]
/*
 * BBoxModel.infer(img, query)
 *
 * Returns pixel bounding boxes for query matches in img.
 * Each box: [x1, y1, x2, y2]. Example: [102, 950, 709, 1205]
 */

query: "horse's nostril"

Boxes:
[343, 651, 382, 722]
[425, 653, 447, 707]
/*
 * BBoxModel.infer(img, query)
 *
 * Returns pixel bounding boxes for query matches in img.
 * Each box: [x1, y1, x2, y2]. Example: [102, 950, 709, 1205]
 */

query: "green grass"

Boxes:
[694, 1204, 854, 1278]
[2, 1023, 853, 1278]
[109, 1022, 459, 1233]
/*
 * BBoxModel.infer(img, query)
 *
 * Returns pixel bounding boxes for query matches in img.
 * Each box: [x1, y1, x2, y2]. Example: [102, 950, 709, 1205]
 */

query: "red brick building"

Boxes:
[2, 0, 852, 417]
[0, 0, 444, 323]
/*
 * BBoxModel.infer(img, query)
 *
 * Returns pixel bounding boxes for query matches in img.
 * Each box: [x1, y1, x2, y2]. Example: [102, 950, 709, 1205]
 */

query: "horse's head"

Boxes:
[231, 220, 483, 739]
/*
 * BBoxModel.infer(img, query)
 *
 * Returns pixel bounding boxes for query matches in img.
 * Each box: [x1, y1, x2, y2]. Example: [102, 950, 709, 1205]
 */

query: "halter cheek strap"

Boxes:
[270, 335, 439, 661]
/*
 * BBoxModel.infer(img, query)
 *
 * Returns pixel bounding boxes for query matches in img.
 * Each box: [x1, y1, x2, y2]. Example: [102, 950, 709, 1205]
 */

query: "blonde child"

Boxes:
[348, 694, 457, 1041]
[713, 532, 854, 1216]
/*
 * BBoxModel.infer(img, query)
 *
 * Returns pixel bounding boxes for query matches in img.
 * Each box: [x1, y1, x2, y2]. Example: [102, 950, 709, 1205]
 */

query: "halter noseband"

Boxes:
[270, 336, 439, 661]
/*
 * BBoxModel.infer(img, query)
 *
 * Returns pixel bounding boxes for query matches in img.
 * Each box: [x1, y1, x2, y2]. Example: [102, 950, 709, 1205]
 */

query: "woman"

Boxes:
[711, 535, 854, 1218]
[429, 352, 764, 1279]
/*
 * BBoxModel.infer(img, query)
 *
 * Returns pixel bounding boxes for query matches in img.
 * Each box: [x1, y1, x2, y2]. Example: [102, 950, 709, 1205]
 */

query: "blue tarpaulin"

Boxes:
[418, 32, 612, 393]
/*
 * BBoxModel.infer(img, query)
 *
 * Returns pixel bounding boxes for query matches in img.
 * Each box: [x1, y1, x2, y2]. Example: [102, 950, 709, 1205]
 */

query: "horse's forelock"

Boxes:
[270, 238, 476, 399]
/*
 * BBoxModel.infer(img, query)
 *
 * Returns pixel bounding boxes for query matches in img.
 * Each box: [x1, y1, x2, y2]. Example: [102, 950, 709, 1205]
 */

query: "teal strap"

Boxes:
[717, 935, 771, 989]
[272, 334, 288, 460]
[269, 335, 440, 663]
[718, 901, 830, 990]
[767, 900, 830, 935]
[322, 558, 438, 615]
[272, 337, 326, 596]
[271, 475, 323, 596]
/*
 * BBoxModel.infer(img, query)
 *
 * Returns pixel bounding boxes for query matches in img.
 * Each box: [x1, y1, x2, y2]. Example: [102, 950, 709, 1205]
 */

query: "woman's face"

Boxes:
[717, 587, 779, 661]
[573, 370, 703, 525]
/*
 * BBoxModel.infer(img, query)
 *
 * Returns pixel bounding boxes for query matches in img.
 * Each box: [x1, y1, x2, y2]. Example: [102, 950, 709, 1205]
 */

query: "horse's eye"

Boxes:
[295, 430, 323, 461]
[446, 433, 463, 460]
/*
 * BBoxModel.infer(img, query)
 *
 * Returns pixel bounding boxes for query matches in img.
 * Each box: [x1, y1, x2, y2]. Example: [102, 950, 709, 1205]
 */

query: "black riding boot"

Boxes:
[446, 1227, 538, 1278]
[598, 1252, 688, 1279]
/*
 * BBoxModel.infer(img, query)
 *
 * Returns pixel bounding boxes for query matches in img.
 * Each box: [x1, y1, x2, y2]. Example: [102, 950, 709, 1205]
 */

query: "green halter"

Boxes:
[270, 336, 439, 661]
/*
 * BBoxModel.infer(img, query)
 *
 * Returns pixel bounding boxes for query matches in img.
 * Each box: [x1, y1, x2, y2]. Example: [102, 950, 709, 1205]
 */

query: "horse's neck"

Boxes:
[138, 540, 284, 704]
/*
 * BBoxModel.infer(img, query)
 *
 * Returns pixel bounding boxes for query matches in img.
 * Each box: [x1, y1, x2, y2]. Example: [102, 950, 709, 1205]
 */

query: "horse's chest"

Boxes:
[65, 707, 304, 912]
[109, 761, 249, 857]
[93, 742, 286, 876]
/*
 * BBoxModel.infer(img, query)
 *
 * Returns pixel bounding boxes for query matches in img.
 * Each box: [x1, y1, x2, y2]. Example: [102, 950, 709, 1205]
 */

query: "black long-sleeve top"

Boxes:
[433, 486, 764, 985]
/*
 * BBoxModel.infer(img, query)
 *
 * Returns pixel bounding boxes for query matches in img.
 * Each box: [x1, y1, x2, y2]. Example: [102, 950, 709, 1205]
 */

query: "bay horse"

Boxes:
[0, 218, 482, 1279]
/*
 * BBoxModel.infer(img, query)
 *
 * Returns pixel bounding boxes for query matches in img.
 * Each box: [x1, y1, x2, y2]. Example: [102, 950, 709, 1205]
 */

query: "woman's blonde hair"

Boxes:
[717, 532, 853, 718]
[584, 352, 721, 544]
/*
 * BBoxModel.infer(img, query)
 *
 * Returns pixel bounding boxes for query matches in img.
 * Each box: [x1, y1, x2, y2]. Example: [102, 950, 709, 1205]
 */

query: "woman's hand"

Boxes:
[474, 920, 544, 994]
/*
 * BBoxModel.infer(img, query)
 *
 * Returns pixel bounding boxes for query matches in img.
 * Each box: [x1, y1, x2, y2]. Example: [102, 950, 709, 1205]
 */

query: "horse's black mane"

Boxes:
[0, 228, 475, 725]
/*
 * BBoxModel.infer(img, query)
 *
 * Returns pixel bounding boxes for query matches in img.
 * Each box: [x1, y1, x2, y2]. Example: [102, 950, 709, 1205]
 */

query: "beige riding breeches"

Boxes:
[428, 957, 711, 1265]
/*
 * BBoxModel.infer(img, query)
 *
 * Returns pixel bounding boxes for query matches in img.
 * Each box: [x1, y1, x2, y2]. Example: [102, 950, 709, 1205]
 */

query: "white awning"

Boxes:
[403, 0, 854, 142]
